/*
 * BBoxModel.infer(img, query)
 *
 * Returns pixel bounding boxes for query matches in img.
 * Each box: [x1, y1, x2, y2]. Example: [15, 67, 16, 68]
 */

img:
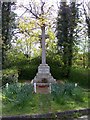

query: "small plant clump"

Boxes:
[51, 82, 84, 104]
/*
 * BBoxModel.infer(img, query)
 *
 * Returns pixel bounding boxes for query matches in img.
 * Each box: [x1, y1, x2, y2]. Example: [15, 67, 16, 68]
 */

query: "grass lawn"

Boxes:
[1, 83, 89, 116]
[0, 90, 2, 116]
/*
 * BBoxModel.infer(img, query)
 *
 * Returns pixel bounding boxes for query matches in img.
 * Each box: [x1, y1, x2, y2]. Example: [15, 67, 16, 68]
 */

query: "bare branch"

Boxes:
[29, 2, 32, 11]
[18, 9, 28, 19]
[83, 3, 89, 24]
[86, 1, 90, 10]
[47, 5, 54, 14]
[33, 3, 37, 15]
[21, 5, 39, 19]
[41, 1, 45, 14]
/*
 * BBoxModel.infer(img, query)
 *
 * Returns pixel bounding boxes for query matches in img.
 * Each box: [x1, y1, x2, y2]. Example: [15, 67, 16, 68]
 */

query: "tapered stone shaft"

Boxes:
[41, 25, 46, 64]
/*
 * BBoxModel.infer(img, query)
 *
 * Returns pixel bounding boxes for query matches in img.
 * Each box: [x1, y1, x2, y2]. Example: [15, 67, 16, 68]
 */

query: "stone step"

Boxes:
[33, 75, 56, 83]
[36, 73, 51, 76]
[32, 64, 56, 83]
[35, 75, 53, 80]
[36, 74, 52, 78]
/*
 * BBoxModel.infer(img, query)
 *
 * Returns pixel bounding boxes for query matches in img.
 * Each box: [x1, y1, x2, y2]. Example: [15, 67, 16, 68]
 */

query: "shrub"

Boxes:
[51, 82, 84, 104]
[46, 56, 63, 80]
[18, 56, 41, 80]
[2, 69, 18, 85]
[3, 83, 33, 109]
[72, 86, 84, 102]
[69, 68, 89, 88]
[14, 84, 33, 108]
[3, 50, 28, 68]
[18, 65, 38, 80]
[64, 82, 75, 96]
[30, 56, 41, 65]
[51, 83, 66, 104]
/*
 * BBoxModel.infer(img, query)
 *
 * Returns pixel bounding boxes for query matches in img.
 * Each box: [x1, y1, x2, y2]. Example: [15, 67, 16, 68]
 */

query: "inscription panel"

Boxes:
[38, 68, 50, 73]
[34, 83, 51, 94]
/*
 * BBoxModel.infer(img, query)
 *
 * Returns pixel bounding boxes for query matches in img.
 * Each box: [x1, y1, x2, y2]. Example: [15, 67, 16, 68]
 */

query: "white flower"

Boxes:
[75, 83, 77, 87]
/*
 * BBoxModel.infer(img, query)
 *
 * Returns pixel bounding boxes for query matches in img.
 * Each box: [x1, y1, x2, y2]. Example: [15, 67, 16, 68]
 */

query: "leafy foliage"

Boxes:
[18, 65, 38, 80]
[3, 48, 89, 88]
[2, 2, 16, 66]
[69, 67, 89, 88]
[3, 83, 33, 109]
[2, 69, 18, 85]
[51, 83, 84, 104]
[4, 49, 27, 68]
[56, 1, 79, 78]
[72, 86, 84, 102]
[17, 18, 40, 57]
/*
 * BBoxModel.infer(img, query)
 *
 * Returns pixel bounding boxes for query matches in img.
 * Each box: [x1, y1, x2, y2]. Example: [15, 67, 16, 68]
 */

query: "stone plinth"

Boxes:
[31, 64, 56, 83]
[34, 83, 51, 94]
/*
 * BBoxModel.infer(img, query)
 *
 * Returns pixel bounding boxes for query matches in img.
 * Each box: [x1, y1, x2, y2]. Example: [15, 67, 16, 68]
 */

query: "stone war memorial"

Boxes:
[31, 2, 56, 94]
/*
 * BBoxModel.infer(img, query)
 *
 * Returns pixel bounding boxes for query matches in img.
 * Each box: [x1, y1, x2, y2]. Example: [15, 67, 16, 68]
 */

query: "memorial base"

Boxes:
[31, 64, 56, 83]
[34, 83, 51, 94]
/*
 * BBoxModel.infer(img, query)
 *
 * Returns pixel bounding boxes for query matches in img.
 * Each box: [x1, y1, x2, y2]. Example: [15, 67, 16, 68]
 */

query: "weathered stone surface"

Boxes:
[38, 64, 50, 74]
[36, 83, 51, 94]
[31, 64, 56, 83]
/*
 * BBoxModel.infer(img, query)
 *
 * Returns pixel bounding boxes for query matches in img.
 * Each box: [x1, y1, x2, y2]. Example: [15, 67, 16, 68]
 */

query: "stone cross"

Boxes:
[39, 26, 49, 64]
[31, 1, 56, 85]
[32, 25, 56, 84]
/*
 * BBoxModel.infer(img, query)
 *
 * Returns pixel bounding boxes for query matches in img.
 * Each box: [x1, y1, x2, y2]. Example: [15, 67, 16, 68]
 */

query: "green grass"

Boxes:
[0, 90, 2, 116]
[2, 95, 39, 116]
[2, 96, 88, 116]
[1, 83, 89, 116]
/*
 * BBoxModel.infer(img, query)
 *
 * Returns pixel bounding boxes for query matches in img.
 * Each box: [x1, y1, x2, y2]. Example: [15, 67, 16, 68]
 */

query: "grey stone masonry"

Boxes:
[31, 64, 56, 83]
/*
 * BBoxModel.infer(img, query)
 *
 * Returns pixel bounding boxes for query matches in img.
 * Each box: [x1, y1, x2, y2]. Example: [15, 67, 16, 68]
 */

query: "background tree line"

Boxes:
[1, 0, 89, 88]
